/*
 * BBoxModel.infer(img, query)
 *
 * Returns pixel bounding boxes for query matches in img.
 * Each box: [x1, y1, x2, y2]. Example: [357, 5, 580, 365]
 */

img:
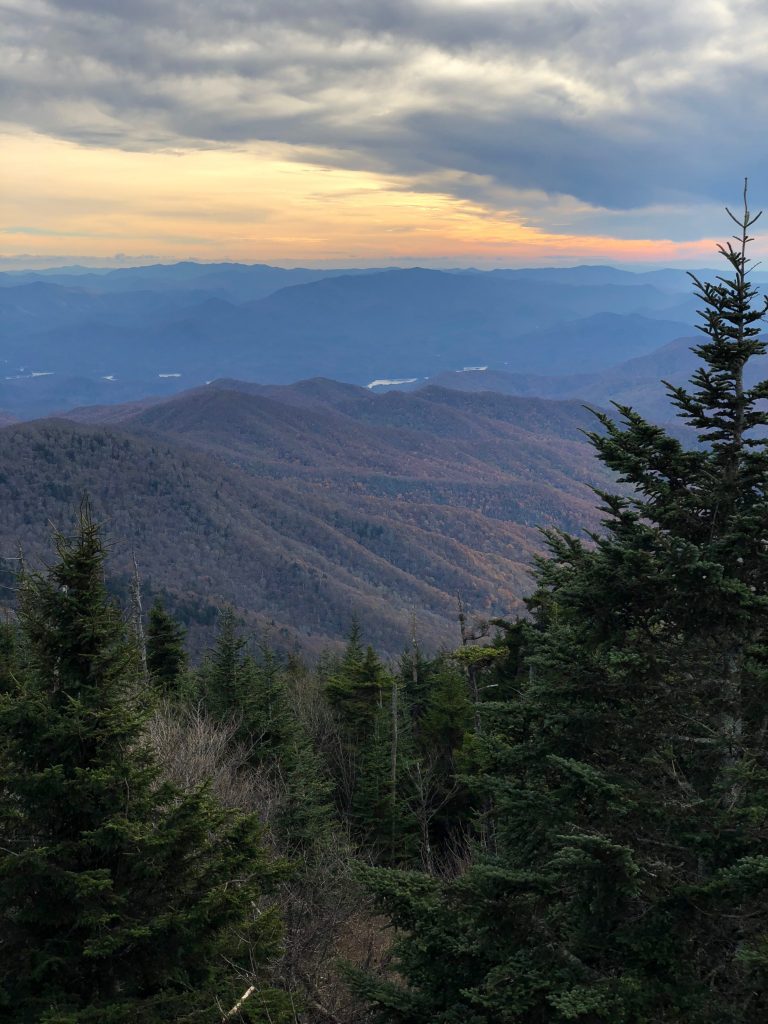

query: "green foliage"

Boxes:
[358, 194, 768, 1021]
[0, 508, 289, 1023]
[325, 630, 396, 853]
[146, 597, 188, 696]
[200, 606, 249, 721]
[200, 617, 337, 859]
[416, 659, 472, 758]
[248, 640, 298, 757]
[326, 625, 387, 736]
[251, 641, 337, 856]
[400, 652, 475, 867]
[0, 620, 21, 696]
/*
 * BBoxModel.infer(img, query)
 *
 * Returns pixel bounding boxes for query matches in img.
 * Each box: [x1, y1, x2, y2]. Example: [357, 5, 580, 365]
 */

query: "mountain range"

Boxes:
[4, 258, 765, 653]
[0, 260, 721, 420]
[0, 379, 616, 657]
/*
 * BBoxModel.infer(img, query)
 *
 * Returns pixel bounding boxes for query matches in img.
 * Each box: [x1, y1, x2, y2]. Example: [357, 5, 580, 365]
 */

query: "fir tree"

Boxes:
[358, 190, 768, 1022]
[349, 680, 409, 862]
[247, 640, 336, 857]
[200, 625, 336, 859]
[202, 606, 249, 721]
[400, 652, 474, 868]
[146, 597, 188, 696]
[0, 508, 289, 1023]
[325, 629, 422, 861]
[248, 639, 297, 755]
[325, 626, 383, 739]
[0, 620, 20, 696]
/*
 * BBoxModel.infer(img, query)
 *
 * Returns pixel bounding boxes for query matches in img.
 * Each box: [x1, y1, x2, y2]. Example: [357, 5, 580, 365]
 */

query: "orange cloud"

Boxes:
[0, 131, 716, 267]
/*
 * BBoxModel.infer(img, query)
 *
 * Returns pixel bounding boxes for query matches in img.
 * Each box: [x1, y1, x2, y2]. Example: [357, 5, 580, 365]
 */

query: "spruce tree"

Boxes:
[325, 624, 382, 739]
[0, 620, 20, 696]
[244, 640, 336, 857]
[0, 508, 289, 1023]
[396, 651, 475, 869]
[199, 623, 336, 859]
[201, 606, 249, 722]
[248, 640, 297, 756]
[357, 190, 768, 1022]
[146, 597, 188, 696]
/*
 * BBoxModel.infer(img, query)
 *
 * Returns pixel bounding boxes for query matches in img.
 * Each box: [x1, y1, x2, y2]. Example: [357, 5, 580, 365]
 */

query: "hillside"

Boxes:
[413, 336, 768, 423]
[0, 381, 615, 656]
[499, 312, 691, 374]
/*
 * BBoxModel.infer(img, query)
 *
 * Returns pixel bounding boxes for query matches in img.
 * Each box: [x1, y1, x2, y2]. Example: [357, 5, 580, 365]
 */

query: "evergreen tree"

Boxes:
[248, 639, 297, 755]
[0, 620, 20, 696]
[349, 677, 413, 862]
[326, 626, 384, 739]
[325, 629, 422, 861]
[201, 606, 249, 721]
[247, 640, 336, 857]
[200, 624, 336, 859]
[0, 508, 289, 1023]
[398, 651, 474, 868]
[358, 191, 768, 1022]
[146, 597, 188, 696]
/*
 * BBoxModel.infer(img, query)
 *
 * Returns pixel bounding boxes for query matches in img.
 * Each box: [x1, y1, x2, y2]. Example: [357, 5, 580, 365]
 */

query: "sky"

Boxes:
[2, 0, 768, 269]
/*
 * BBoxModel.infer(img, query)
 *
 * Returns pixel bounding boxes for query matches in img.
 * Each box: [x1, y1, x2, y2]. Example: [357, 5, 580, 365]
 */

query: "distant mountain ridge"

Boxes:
[0, 259, 709, 419]
[404, 335, 768, 424]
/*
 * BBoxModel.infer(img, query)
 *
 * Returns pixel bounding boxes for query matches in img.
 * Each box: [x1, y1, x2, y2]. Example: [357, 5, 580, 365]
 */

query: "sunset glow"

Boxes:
[0, 132, 720, 269]
[3, 0, 767, 268]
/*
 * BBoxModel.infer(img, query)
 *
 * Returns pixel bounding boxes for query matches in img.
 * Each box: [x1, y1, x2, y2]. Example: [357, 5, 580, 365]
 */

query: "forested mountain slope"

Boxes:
[0, 381, 614, 655]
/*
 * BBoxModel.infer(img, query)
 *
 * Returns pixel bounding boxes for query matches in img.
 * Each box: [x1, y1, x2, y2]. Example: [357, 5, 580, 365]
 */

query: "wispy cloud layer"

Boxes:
[1, 0, 766, 254]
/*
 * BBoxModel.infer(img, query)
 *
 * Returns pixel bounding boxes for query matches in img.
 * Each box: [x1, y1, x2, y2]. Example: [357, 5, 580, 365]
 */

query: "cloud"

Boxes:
[2, 0, 767, 235]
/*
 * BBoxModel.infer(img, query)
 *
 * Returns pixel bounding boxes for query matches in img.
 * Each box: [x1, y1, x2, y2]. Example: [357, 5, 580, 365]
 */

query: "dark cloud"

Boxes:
[2, 0, 768, 228]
